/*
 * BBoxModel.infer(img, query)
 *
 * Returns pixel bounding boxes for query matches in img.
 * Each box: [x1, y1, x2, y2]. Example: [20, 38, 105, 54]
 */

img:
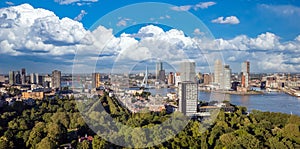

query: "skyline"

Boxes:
[0, 1, 300, 73]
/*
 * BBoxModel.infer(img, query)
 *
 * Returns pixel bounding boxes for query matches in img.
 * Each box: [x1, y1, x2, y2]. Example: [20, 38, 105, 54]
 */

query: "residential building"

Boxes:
[178, 81, 198, 117]
[241, 61, 250, 88]
[52, 70, 61, 89]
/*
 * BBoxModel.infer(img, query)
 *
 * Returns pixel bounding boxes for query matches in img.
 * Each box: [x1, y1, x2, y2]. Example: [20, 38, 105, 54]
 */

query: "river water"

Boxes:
[199, 91, 300, 116]
[147, 88, 300, 116]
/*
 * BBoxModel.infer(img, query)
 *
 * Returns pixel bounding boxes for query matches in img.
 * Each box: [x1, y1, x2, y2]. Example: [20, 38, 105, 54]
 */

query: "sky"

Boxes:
[0, 0, 300, 74]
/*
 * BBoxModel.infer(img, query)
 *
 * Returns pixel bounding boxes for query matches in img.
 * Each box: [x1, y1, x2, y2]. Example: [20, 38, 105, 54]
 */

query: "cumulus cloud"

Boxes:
[211, 16, 240, 24]
[170, 1, 216, 11]
[74, 10, 87, 21]
[1, 4, 300, 73]
[54, 0, 98, 5]
[0, 4, 93, 56]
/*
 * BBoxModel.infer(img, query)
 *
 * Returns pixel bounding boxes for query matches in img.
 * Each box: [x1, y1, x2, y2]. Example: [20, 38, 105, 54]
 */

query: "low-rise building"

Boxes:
[22, 91, 44, 100]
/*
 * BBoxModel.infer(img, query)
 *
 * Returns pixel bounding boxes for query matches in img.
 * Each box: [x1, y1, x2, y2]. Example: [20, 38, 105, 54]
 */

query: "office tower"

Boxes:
[214, 59, 223, 85]
[92, 73, 101, 88]
[30, 73, 37, 84]
[21, 68, 26, 84]
[9, 71, 14, 85]
[179, 61, 196, 82]
[178, 82, 198, 116]
[168, 72, 175, 85]
[158, 70, 166, 82]
[222, 65, 232, 90]
[14, 71, 21, 85]
[156, 61, 165, 82]
[156, 61, 163, 80]
[52, 70, 61, 89]
[241, 61, 250, 88]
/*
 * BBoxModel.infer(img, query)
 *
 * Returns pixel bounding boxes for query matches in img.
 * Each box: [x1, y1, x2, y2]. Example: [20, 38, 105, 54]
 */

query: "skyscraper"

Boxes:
[178, 82, 198, 117]
[52, 70, 61, 89]
[21, 68, 26, 84]
[30, 73, 37, 84]
[14, 71, 21, 85]
[241, 61, 250, 88]
[179, 61, 196, 82]
[92, 73, 101, 88]
[214, 59, 223, 85]
[9, 71, 14, 85]
[156, 61, 163, 80]
[222, 65, 232, 90]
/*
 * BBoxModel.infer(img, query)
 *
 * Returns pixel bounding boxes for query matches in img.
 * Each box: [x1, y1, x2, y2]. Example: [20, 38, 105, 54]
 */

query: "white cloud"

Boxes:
[260, 4, 300, 16]
[74, 10, 87, 21]
[211, 16, 240, 24]
[1, 4, 300, 73]
[116, 18, 132, 27]
[194, 2, 216, 10]
[171, 1, 216, 11]
[193, 28, 204, 36]
[170, 5, 192, 11]
[0, 4, 93, 56]
[5, 1, 14, 5]
[54, 0, 98, 5]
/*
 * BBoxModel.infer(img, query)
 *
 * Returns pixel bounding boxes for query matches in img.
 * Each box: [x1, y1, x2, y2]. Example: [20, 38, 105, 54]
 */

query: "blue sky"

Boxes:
[0, 0, 300, 74]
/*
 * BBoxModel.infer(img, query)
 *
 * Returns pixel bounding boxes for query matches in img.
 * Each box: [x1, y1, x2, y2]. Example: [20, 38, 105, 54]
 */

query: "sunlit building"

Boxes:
[178, 81, 198, 117]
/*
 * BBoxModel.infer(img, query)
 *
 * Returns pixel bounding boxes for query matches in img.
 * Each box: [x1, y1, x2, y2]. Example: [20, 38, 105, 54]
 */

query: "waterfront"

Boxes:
[143, 87, 300, 116]
[199, 91, 300, 116]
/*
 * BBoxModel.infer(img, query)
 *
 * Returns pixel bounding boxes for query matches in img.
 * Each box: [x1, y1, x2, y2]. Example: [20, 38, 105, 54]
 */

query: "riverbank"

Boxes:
[199, 89, 264, 95]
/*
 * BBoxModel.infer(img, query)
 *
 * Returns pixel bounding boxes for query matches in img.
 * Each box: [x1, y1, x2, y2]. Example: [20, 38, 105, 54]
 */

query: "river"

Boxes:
[148, 87, 300, 116]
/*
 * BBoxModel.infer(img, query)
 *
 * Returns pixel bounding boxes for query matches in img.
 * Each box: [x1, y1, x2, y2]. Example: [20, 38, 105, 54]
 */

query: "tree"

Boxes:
[46, 122, 67, 144]
[0, 136, 14, 149]
[26, 122, 46, 148]
[36, 137, 56, 149]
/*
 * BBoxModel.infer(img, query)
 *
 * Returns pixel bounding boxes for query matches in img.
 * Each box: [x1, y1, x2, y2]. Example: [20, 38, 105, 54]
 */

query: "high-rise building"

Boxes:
[222, 65, 232, 90]
[168, 72, 175, 85]
[214, 59, 223, 85]
[179, 61, 196, 82]
[92, 73, 101, 88]
[21, 68, 26, 84]
[241, 61, 250, 88]
[14, 71, 21, 85]
[156, 61, 163, 80]
[30, 73, 37, 84]
[52, 70, 61, 89]
[158, 70, 166, 83]
[9, 71, 14, 85]
[178, 82, 198, 117]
